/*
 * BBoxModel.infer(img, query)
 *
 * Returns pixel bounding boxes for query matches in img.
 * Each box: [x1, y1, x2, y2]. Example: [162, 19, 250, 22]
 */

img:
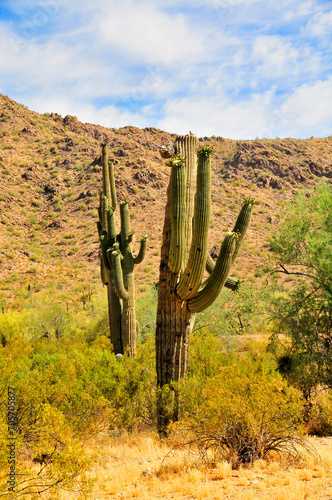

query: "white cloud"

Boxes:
[252, 35, 300, 77]
[156, 76, 332, 139]
[281, 77, 332, 136]
[0, 23, 130, 99]
[283, 1, 316, 21]
[306, 10, 332, 37]
[156, 89, 276, 139]
[97, 1, 209, 66]
[24, 96, 147, 128]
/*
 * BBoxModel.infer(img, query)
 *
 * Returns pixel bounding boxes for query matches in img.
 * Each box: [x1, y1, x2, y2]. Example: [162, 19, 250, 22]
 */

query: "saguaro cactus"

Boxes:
[156, 135, 254, 431]
[98, 143, 148, 356]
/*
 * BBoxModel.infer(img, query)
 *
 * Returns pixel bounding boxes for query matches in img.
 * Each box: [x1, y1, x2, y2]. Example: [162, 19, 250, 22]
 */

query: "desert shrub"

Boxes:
[0, 340, 95, 498]
[0, 310, 35, 345]
[188, 323, 273, 381]
[272, 346, 322, 401]
[175, 355, 308, 468]
[0, 324, 157, 496]
[135, 286, 158, 339]
[187, 327, 230, 379]
[0, 300, 156, 434]
[305, 392, 332, 436]
[0, 401, 95, 498]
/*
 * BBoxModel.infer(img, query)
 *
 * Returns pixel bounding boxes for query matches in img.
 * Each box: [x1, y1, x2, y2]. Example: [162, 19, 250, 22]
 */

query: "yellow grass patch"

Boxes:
[16, 433, 332, 500]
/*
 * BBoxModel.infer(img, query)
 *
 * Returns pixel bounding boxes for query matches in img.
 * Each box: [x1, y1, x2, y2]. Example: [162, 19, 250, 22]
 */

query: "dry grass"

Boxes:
[35, 433, 332, 500]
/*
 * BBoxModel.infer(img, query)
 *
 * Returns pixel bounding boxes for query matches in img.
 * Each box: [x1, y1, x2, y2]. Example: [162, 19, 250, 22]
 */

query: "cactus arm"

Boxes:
[120, 201, 131, 250]
[108, 284, 123, 354]
[206, 254, 240, 291]
[231, 198, 255, 263]
[118, 200, 138, 356]
[188, 232, 236, 313]
[128, 231, 134, 244]
[101, 142, 111, 202]
[107, 207, 117, 244]
[97, 221, 102, 239]
[168, 157, 186, 273]
[225, 277, 240, 291]
[99, 192, 106, 231]
[173, 135, 198, 256]
[110, 249, 129, 301]
[98, 191, 103, 227]
[100, 258, 108, 285]
[206, 253, 215, 274]
[109, 160, 117, 209]
[100, 194, 109, 232]
[100, 233, 111, 271]
[121, 252, 136, 356]
[134, 235, 148, 264]
[177, 147, 212, 300]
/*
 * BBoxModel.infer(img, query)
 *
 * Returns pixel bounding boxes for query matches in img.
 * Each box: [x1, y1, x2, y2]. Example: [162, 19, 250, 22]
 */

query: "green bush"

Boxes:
[174, 353, 308, 468]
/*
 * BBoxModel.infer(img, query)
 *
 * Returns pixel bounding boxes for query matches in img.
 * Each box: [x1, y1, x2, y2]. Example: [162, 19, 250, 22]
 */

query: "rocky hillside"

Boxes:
[0, 94, 332, 309]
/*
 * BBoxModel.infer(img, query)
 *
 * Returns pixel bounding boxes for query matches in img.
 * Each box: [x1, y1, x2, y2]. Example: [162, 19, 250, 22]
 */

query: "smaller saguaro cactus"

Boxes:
[97, 143, 148, 356]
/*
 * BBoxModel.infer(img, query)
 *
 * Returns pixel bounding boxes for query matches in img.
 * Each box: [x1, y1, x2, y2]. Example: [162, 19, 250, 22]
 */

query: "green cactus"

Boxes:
[176, 147, 212, 300]
[156, 134, 254, 433]
[98, 143, 147, 356]
[168, 156, 186, 273]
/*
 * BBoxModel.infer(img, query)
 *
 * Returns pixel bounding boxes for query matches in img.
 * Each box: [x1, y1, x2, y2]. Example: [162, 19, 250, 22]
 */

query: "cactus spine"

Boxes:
[98, 143, 147, 356]
[156, 135, 254, 433]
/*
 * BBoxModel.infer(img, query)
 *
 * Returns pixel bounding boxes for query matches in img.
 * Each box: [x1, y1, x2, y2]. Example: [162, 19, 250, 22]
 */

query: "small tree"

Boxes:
[269, 181, 332, 398]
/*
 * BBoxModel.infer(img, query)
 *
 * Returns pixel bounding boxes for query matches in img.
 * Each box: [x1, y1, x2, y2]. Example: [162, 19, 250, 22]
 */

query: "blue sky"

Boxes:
[0, 0, 331, 139]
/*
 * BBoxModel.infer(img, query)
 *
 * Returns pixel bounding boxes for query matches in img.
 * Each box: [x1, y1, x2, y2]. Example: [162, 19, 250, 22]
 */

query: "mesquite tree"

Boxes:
[156, 135, 254, 429]
[98, 142, 148, 356]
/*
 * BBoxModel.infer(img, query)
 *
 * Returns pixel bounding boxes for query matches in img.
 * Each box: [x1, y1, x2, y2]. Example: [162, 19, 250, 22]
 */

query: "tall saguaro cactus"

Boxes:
[156, 135, 254, 431]
[98, 142, 148, 357]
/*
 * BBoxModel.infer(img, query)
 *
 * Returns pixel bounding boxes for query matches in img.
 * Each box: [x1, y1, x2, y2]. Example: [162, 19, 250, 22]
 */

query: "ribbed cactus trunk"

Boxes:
[156, 135, 254, 434]
[119, 201, 137, 357]
[156, 136, 198, 390]
[156, 203, 193, 386]
[107, 282, 122, 354]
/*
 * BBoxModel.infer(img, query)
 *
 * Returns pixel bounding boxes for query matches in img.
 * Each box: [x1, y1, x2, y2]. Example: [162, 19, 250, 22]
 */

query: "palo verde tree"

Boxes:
[156, 134, 254, 431]
[97, 142, 148, 356]
[269, 180, 332, 399]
